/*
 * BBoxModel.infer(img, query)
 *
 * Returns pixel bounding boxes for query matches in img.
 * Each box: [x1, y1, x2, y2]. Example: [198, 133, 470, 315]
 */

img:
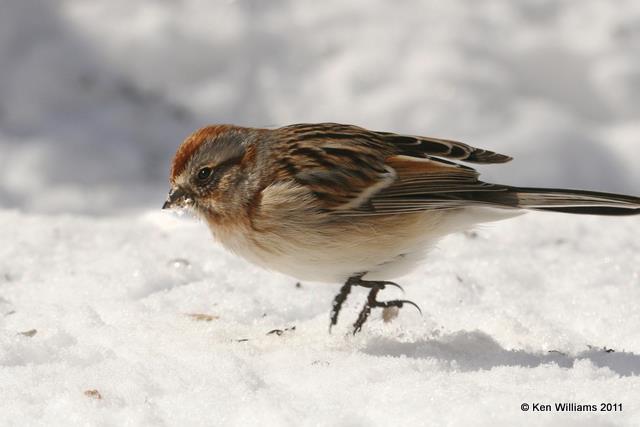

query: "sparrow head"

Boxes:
[163, 125, 261, 221]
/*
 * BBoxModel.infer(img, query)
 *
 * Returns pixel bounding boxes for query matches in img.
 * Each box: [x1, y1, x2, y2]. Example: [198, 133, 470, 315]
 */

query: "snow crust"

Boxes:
[1, 210, 639, 426]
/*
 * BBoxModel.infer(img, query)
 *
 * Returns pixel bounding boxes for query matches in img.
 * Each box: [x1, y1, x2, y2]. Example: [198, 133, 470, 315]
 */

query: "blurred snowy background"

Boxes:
[1, 0, 639, 214]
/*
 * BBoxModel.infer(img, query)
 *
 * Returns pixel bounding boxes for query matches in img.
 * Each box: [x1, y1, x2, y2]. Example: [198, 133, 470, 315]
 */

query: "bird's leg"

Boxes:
[351, 276, 421, 334]
[352, 286, 379, 334]
[329, 276, 359, 331]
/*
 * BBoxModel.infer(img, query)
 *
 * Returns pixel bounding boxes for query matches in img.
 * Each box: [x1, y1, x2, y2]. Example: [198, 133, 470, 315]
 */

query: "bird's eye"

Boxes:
[197, 167, 213, 181]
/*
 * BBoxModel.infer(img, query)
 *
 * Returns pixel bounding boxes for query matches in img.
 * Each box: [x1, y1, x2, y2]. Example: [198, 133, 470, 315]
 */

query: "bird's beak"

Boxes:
[162, 187, 192, 210]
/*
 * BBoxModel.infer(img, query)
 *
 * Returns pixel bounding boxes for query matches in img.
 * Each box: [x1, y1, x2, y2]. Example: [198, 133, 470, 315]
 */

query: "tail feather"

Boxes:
[505, 187, 640, 216]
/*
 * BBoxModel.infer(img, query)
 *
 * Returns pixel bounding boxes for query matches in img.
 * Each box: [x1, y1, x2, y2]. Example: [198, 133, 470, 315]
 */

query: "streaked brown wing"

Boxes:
[334, 155, 511, 215]
[273, 123, 512, 213]
[279, 122, 512, 164]
[274, 123, 395, 210]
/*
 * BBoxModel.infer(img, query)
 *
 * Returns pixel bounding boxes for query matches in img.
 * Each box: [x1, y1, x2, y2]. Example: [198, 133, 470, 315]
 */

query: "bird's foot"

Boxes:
[352, 285, 421, 334]
[329, 274, 420, 333]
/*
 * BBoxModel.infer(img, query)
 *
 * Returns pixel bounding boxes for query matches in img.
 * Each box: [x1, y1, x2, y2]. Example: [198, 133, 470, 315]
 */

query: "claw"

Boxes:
[374, 299, 422, 315]
[350, 279, 404, 293]
[398, 299, 422, 316]
[380, 281, 404, 293]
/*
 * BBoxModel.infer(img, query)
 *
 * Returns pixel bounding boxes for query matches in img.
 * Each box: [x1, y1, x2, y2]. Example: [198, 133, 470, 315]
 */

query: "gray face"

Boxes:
[163, 130, 248, 214]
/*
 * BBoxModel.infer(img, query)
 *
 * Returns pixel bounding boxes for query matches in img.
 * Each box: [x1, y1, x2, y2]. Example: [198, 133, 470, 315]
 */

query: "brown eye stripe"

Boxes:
[215, 154, 245, 170]
[197, 155, 245, 184]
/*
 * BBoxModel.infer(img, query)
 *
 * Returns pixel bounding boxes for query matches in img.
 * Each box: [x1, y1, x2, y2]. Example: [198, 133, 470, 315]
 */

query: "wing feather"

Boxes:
[272, 123, 512, 214]
[334, 155, 512, 215]
[377, 132, 512, 164]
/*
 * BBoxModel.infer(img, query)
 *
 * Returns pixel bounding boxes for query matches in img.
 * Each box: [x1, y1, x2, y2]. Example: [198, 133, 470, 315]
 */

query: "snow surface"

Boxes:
[1, 0, 640, 425]
[1, 210, 639, 426]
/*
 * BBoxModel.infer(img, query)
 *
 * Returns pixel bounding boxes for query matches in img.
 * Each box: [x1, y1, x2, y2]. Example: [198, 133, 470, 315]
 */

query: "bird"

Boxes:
[162, 122, 640, 333]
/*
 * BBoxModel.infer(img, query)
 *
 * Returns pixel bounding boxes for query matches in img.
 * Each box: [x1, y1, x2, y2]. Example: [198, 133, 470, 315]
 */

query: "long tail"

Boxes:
[473, 186, 640, 216]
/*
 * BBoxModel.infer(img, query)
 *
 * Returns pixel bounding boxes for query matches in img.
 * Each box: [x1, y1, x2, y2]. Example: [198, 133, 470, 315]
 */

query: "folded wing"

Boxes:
[274, 123, 640, 216]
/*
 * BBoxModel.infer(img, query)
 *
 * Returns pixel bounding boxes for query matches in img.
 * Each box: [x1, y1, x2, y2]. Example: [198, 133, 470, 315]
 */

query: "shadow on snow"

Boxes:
[363, 330, 640, 377]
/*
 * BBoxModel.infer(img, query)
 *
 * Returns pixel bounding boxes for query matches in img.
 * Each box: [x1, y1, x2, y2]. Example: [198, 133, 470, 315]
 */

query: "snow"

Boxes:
[1, 0, 640, 425]
[1, 211, 639, 426]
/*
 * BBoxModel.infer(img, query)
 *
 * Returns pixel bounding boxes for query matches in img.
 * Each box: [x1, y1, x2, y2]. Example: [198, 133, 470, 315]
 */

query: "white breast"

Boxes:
[209, 208, 486, 283]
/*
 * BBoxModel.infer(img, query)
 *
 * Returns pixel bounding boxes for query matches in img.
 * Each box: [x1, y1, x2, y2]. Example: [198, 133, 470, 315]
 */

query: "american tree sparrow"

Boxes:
[163, 123, 640, 333]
